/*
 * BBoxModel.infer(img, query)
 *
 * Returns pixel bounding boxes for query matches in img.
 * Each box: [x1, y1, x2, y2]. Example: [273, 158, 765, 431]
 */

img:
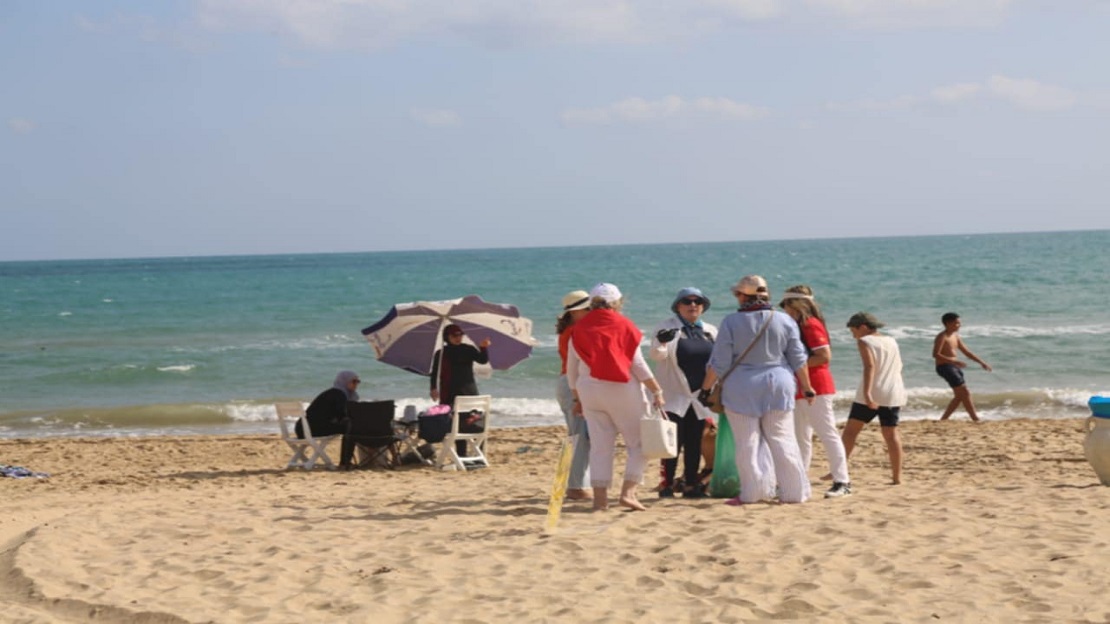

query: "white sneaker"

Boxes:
[825, 482, 852, 498]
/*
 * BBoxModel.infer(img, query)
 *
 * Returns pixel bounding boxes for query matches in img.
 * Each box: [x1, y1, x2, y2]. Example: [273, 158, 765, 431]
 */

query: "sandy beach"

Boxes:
[3, 418, 1110, 623]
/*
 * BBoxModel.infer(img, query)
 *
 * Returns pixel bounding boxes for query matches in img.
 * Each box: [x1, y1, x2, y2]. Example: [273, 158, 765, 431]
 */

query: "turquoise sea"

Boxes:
[2, 230, 1108, 438]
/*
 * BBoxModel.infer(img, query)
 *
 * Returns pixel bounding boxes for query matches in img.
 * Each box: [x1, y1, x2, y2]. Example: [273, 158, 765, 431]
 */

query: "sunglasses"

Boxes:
[680, 298, 705, 305]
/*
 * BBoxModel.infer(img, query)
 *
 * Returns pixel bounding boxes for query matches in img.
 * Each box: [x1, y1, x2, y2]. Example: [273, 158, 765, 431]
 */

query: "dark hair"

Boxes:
[846, 311, 884, 330]
[941, 312, 960, 324]
[442, 323, 463, 341]
[556, 311, 574, 335]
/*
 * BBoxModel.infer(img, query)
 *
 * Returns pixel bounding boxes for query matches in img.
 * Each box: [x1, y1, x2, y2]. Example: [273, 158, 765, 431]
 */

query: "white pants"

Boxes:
[794, 395, 850, 484]
[578, 376, 649, 488]
[727, 408, 811, 504]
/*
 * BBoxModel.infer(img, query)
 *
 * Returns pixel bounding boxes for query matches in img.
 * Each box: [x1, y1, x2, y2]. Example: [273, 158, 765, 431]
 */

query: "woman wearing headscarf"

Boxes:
[430, 324, 492, 459]
[430, 324, 491, 408]
[699, 275, 815, 505]
[649, 287, 717, 498]
[296, 370, 362, 469]
[567, 283, 666, 512]
[556, 290, 593, 500]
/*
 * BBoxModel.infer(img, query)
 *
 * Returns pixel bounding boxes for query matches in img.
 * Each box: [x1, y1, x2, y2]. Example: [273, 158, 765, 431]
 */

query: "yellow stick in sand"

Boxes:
[544, 435, 576, 534]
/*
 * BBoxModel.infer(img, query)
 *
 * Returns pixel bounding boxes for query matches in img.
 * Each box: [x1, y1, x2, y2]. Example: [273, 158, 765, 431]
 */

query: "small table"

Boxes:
[393, 420, 434, 465]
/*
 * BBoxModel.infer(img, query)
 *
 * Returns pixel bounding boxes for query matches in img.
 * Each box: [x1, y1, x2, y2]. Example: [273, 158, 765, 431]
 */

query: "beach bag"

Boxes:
[640, 408, 678, 460]
[418, 404, 452, 443]
[708, 415, 740, 498]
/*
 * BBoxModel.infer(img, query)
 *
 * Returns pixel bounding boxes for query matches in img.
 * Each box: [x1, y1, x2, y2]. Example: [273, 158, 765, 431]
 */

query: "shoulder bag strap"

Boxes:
[717, 310, 775, 385]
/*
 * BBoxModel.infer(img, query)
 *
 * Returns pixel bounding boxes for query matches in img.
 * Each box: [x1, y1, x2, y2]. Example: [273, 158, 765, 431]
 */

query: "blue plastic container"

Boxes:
[1090, 396, 1110, 418]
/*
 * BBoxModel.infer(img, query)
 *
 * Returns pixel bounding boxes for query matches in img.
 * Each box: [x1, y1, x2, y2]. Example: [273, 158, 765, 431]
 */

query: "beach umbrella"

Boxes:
[361, 295, 536, 376]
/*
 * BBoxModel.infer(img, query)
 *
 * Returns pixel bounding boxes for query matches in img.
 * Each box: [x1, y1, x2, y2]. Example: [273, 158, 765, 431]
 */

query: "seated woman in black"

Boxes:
[296, 370, 361, 469]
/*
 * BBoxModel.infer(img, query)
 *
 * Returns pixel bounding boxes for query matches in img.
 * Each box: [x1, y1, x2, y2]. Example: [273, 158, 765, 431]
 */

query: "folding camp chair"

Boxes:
[436, 395, 492, 471]
[396, 405, 434, 465]
[346, 400, 402, 469]
[275, 402, 342, 470]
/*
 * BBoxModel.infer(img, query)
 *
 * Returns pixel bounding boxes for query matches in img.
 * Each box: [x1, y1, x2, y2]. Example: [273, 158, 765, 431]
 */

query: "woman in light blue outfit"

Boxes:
[556, 290, 592, 500]
[701, 275, 816, 505]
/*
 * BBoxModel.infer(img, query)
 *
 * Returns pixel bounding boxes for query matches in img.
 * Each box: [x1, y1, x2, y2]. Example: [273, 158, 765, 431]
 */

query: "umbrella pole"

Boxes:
[432, 321, 447, 401]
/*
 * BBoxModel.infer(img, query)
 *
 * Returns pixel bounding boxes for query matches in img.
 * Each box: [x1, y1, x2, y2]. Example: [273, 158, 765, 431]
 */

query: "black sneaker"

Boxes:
[682, 486, 705, 499]
[658, 486, 675, 498]
[825, 482, 852, 498]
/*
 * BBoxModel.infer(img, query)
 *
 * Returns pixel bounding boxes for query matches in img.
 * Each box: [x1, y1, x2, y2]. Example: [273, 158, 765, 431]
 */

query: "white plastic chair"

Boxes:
[275, 402, 342, 470]
[436, 395, 492, 471]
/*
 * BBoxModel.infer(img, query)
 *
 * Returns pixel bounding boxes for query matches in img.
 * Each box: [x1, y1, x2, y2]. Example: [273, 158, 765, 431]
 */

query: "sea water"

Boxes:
[2, 230, 1108, 438]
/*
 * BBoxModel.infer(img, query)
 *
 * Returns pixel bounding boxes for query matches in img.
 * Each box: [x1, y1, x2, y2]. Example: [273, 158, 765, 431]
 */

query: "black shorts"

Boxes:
[848, 402, 900, 427]
[935, 364, 965, 388]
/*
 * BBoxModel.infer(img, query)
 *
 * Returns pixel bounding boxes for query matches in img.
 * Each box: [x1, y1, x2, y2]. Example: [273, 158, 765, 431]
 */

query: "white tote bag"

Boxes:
[640, 407, 678, 460]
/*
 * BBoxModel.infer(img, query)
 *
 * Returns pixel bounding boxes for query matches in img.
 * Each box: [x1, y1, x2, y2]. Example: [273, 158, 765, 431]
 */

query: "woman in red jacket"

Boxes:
[566, 283, 665, 512]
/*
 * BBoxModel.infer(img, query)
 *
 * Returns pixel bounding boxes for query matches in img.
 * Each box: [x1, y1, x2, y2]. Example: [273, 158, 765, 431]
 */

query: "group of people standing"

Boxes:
[556, 276, 915, 511]
[301, 275, 990, 497]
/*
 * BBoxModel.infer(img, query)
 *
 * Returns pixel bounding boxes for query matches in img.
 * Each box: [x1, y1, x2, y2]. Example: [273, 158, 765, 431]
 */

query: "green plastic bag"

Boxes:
[708, 414, 740, 498]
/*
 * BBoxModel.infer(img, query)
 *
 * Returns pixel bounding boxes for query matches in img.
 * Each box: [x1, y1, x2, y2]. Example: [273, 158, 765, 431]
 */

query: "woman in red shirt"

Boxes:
[556, 290, 593, 501]
[780, 285, 851, 498]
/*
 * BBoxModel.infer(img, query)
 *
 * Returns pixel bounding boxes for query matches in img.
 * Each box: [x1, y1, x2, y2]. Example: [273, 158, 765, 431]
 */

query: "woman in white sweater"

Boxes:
[648, 287, 717, 498]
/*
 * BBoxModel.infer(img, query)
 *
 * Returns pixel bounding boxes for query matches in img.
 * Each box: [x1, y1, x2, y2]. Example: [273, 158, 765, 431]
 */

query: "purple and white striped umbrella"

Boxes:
[361, 295, 536, 376]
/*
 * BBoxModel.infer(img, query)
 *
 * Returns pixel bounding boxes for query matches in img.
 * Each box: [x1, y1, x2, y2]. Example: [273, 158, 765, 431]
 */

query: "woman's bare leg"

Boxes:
[619, 480, 646, 511]
[592, 486, 609, 511]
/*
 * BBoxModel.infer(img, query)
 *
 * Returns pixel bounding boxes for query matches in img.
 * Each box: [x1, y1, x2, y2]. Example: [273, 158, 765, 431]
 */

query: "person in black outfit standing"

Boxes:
[430, 324, 491, 407]
[296, 370, 362, 469]
[430, 324, 491, 457]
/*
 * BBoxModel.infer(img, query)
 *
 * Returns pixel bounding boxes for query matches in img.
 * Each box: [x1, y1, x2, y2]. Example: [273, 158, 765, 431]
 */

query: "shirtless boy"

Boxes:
[933, 312, 992, 422]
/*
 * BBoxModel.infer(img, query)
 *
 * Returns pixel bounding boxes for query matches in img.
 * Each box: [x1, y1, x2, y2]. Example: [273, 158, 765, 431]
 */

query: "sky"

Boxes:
[2, 1, 1109, 261]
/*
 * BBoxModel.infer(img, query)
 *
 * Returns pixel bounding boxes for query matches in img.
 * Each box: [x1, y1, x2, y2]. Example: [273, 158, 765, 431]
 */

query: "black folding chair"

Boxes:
[346, 400, 401, 469]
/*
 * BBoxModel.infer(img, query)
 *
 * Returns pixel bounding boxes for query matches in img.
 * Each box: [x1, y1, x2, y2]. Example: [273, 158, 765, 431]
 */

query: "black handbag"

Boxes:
[418, 413, 452, 443]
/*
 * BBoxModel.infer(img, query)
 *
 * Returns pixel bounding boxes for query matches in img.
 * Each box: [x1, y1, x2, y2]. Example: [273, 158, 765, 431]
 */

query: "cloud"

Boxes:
[196, 0, 685, 48]
[830, 75, 1079, 113]
[411, 109, 462, 127]
[985, 75, 1077, 112]
[700, 0, 783, 20]
[825, 95, 919, 113]
[8, 118, 35, 134]
[930, 82, 982, 104]
[193, 0, 1022, 50]
[931, 76, 1077, 111]
[803, 0, 1015, 29]
[561, 95, 771, 126]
